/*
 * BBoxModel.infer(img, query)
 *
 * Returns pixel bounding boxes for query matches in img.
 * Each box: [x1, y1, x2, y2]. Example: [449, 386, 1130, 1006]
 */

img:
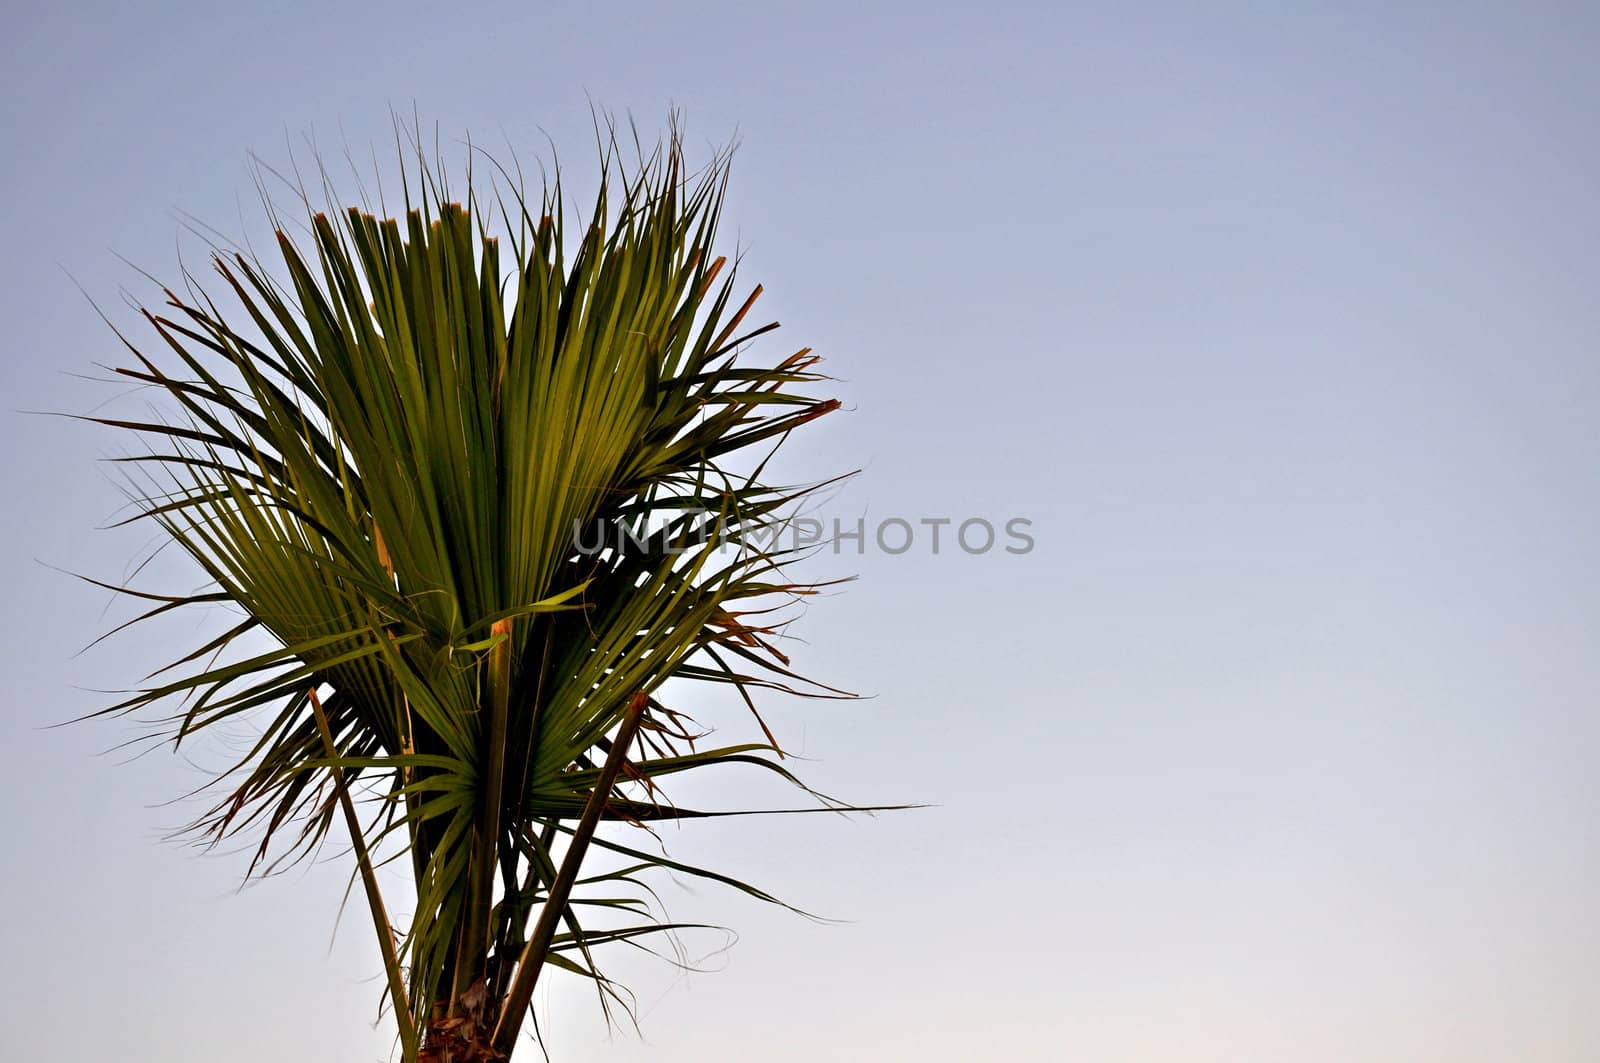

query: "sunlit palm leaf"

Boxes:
[86, 120, 876, 1061]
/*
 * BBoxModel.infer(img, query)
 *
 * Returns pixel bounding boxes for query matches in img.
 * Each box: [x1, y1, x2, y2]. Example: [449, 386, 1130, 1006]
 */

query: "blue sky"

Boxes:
[3, 3, 1598, 1060]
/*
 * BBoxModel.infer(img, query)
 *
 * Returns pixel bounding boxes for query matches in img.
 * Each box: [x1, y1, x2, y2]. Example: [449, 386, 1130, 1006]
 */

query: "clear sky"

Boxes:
[4, 2, 1598, 1061]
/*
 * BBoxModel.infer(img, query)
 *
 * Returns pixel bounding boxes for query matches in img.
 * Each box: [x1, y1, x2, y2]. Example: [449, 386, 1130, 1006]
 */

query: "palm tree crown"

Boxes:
[87, 121, 861, 1061]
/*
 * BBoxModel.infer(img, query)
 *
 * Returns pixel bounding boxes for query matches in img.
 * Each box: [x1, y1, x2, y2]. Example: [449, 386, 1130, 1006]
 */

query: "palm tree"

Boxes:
[85, 120, 864, 1061]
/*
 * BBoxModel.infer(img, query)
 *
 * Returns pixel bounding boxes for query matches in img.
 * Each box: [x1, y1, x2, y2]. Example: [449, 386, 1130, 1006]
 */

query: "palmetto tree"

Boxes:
[84, 121, 864, 1061]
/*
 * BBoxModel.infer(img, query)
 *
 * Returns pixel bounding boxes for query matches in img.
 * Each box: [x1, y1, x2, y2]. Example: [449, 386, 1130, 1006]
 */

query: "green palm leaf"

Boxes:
[84, 120, 882, 1062]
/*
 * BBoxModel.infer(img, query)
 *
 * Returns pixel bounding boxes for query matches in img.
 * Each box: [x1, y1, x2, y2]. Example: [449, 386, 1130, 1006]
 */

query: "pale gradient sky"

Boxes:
[4, 2, 1598, 1061]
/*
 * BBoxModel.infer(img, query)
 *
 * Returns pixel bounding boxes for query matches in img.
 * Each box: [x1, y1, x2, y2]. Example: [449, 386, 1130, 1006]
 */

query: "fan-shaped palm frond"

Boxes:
[84, 119, 871, 1062]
